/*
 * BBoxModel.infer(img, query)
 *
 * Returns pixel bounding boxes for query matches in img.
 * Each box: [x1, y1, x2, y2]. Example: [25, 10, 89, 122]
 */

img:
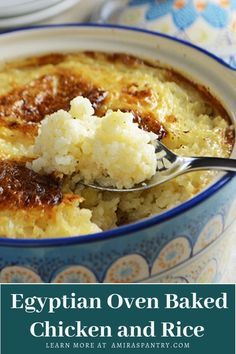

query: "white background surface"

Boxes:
[41, 0, 235, 283]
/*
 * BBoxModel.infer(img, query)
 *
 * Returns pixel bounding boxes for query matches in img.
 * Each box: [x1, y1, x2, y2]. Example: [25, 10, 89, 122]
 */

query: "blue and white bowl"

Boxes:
[0, 24, 235, 283]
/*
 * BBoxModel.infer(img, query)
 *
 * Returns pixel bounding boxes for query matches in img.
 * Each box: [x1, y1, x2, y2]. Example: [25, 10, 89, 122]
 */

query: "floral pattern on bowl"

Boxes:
[193, 214, 223, 255]
[151, 236, 192, 275]
[104, 254, 149, 283]
[143, 226, 234, 283]
[0, 210, 234, 284]
[0, 266, 42, 283]
[51, 265, 97, 283]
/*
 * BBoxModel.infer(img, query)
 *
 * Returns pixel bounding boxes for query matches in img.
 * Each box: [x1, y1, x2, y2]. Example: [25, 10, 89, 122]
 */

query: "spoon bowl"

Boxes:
[84, 139, 236, 192]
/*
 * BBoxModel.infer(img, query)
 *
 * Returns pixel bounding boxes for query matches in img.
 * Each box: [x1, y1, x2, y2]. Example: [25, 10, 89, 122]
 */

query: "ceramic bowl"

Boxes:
[0, 24, 235, 283]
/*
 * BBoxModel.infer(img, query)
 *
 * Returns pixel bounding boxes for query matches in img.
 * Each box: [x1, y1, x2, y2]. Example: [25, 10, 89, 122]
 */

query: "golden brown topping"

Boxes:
[34, 53, 66, 66]
[0, 70, 108, 124]
[122, 84, 153, 102]
[0, 161, 62, 208]
[107, 53, 144, 67]
[133, 111, 167, 140]
[166, 115, 177, 123]
[84, 51, 96, 59]
[9, 53, 67, 69]
[85, 88, 108, 114]
[0, 75, 54, 123]
[225, 126, 235, 146]
[0, 117, 38, 136]
[123, 109, 167, 140]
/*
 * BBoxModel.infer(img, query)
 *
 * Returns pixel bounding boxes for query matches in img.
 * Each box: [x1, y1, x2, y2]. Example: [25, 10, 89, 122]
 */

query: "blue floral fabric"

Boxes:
[128, 0, 236, 68]
[129, 0, 232, 29]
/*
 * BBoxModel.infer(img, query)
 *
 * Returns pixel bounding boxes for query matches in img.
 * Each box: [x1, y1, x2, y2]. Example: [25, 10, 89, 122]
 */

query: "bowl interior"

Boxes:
[0, 24, 235, 245]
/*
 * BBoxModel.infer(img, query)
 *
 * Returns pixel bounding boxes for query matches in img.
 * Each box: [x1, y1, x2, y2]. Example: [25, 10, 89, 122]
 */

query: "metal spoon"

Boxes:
[84, 139, 236, 192]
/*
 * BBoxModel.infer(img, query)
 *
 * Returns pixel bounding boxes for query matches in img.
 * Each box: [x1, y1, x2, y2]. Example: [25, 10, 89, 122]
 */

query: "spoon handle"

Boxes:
[186, 156, 236, 172]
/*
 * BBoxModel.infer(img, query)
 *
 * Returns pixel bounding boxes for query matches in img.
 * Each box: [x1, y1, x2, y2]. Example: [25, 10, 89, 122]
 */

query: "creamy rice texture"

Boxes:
[0, 52, 233, 238]
[29, 96, 158, 189]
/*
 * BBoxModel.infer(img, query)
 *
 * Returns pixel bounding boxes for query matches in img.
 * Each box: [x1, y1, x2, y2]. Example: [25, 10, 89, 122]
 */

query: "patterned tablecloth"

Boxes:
[88, 0, 236, 69]
[40, 0, 236, 283]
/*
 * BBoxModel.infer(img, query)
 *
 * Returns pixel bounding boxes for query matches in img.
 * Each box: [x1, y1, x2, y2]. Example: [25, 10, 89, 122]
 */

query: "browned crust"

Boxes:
[29, 53, 67, 67]
[0, 69, 108, 130]
[225, 126, 235, 146]
[4, 53, 67, 69]
[121, 83, 155, 107]
[0, 117, 38, 136]
[128, 110, 167, 140]
[0, 52, 232, 136]
[166, 115, 177, 123]
[106, 53, 144, 67]
[0, 160, 63, 209]
[0, 160, 83, 211]
[134, 112, 167, 139]
[85, 51, 163, 69]
[98, 51, 232, 125]
[122, 84, 152, 100]
[5, 51, 231, 124]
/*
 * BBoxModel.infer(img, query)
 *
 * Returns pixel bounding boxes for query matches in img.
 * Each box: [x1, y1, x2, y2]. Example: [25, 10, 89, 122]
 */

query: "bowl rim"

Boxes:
[0, 23, 235, 247]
